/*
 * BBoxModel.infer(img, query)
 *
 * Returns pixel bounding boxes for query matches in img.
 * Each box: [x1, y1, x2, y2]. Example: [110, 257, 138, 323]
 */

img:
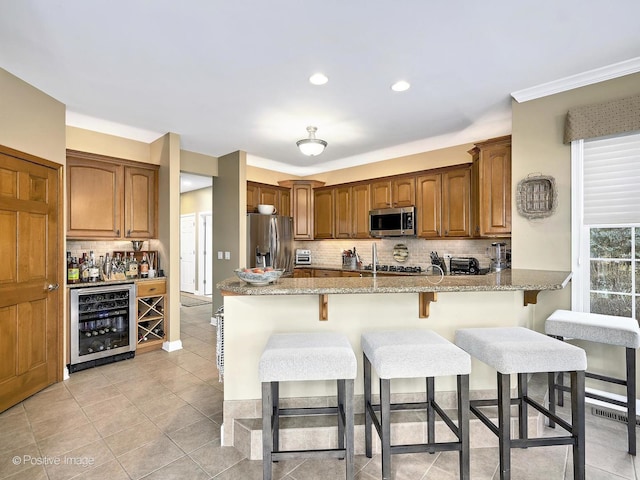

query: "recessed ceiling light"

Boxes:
[391, 80, 410, 92]
[309, 73, 328, 85]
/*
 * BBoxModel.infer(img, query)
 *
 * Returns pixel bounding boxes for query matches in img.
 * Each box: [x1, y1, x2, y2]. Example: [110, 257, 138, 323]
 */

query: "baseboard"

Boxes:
[162, 339, 183, 352]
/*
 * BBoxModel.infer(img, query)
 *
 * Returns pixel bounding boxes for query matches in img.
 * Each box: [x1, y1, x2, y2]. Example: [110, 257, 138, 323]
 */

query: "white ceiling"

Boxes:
[2, 1, 640, 176]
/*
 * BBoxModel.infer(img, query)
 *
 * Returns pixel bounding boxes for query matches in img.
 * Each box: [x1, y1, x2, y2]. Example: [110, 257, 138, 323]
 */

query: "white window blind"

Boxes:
[583, 131, 640, 226]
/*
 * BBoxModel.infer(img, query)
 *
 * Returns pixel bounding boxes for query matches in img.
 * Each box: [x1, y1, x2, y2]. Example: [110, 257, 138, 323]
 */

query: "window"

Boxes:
[571, 131, 640, 318]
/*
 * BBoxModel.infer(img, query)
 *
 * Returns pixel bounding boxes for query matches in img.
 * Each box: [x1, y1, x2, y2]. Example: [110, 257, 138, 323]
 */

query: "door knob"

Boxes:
[47, 283, 60, 292]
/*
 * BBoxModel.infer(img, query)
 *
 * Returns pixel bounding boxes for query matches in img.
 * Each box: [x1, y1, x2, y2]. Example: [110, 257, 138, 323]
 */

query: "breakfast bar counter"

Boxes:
[216, 269, 572, 447]
[217, 269, 571, 296]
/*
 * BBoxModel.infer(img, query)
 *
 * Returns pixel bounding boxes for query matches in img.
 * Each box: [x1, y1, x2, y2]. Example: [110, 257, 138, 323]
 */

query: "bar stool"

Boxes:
[259, 332, 357, 480]
[545, 309, 640, 455]
[454, 327, 587, 480]
[361, 330, 471, 480]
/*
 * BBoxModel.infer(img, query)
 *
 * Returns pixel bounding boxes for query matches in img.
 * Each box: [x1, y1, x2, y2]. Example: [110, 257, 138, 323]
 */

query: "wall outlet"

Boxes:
[224, 251, 231, 260]
[217, 251, 223, 260]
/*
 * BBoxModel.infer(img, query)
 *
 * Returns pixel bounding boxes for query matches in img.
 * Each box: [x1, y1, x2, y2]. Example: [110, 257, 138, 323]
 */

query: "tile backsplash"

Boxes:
[294, 237, 510, 270]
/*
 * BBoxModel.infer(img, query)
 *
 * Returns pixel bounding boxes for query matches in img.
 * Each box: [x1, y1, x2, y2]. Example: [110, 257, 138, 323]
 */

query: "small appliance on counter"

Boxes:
[449, 257, 481, 275]
[295, 248, 311, 265]
[487, 242, 509, 272]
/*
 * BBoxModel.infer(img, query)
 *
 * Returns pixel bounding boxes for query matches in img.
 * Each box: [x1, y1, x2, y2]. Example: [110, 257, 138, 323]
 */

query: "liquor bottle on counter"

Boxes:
[80, 253, 90, 282]
[67, 252, 80, 284]
[88, 251, 100, 282]
[139, 253, 149, 278]
[127, 252, 138, 279]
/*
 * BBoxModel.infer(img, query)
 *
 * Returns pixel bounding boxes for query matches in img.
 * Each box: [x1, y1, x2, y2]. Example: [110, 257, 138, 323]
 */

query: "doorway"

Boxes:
[0, 146, 62, 413]
[180, 213, 196, 293]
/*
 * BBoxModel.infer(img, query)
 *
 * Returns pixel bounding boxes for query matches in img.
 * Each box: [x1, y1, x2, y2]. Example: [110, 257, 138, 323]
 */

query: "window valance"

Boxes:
[564, 94, 640, 143]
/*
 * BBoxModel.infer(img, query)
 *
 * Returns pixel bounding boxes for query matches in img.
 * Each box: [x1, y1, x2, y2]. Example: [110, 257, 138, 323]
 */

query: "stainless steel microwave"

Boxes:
[369, 206, 416, 237]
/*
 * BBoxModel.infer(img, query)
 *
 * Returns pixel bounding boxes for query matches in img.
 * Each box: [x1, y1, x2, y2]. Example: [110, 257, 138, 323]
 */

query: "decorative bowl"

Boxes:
[234, 268, 284, 285]
[257, 204, 275, 215]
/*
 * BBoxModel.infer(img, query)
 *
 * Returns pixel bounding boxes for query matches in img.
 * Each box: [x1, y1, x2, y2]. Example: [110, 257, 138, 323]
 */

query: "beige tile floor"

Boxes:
[1, 302, 639, 479]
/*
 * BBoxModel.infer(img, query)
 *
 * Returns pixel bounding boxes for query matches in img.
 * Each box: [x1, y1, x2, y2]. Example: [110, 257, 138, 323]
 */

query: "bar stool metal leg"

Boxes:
[380, 378, 392, 480]
[498, 372, 511, 480]
[337, 379, 345, 450]
[427, 376, 435, 448]
[518, 372, 528, 442]
[571, 371, 586, 480]
[626, 347, 636, 456]
[458, 374, 471, 480]
[364, 353, 373, 458]
[345, 379, 355, 480]
[262, 382, 273, 480]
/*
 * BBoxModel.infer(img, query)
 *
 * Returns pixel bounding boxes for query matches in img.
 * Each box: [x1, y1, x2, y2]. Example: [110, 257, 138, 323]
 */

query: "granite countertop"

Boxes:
[217, 269, 572, 296]
[66, 276, 166, 289]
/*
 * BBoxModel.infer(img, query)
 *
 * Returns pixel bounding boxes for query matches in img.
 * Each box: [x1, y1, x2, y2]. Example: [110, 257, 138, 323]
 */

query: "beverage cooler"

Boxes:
[69, 283, 136, 373]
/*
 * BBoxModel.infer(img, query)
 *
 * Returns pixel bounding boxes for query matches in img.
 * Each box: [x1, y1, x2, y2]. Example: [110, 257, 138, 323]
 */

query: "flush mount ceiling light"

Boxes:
[309, 73, 328, 85]
[296, 126, 327, 156]
[391, 80, 411, 92]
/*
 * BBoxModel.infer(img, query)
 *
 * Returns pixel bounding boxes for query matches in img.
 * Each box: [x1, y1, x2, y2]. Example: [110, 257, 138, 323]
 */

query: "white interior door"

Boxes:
[199, 212, 213, 295]
[180, 213, 196, 293]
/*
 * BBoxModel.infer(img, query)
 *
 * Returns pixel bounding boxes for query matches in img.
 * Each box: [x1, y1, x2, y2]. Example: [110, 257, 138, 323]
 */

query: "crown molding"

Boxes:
[511, 57, 640, 103]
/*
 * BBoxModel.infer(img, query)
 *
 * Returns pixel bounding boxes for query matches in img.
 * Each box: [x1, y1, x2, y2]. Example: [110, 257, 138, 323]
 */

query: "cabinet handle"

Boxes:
[117, 229, 120, 236]
[149, 288, 156, 292]
[127, 229, 131, 236]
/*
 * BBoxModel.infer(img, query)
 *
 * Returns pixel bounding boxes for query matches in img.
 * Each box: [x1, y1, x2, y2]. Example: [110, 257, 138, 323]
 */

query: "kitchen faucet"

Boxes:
[372, 242, 377, 278]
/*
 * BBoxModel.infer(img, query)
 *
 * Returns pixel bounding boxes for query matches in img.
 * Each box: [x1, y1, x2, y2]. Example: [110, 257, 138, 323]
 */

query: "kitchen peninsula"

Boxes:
[217, 269, 571, 447]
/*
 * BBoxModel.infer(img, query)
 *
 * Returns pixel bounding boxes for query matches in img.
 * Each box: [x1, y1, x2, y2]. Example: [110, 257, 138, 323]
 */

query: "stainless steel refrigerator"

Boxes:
[246, 214, 294, 274]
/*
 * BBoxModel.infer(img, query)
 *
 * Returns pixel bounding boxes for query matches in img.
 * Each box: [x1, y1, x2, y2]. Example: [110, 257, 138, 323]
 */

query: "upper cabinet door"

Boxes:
[279, 188, 291, 217]
[351, 183, 371, 239]
[442, 167, 471, 237]
[124, 166, 157, 239]
[67, 157, 123, 238]
[246, 182, 259, 213]
[259, 185, 278, 207]
[370, 180, 392, 209]
[334, 186, 352, 239]
[314, 188, 334, 239]
[416, 174, 442, 237]
[392, 176, 415, 207]
[470, 136, 512, 237]
[292, 183, 313, 240]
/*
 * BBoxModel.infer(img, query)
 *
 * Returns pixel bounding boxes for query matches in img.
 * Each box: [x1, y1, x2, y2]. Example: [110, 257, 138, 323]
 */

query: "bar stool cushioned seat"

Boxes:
[455, 327, 587, 480]
[259, 332, 357, 480]
[362, 330, 471, 480]
[546, 309, 640, 455]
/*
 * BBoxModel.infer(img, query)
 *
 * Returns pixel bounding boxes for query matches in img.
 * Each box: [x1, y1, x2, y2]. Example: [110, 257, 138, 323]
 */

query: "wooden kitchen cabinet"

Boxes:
[416, 165, 471, 238]
[124, 166, 157, 239]
[416, 173, 441, 237]
[246, 181, 290, 215]
[67, 150, 158, 239]
[136, 278, 166, 354]
[442, 166, 472, 237]
[293, 268, 313, 278]
[334, 186, 352, 239]
[370, 176, 415, 209]
[314, 187, 334, 239]
[279, 180, 325, 240]
[469, 136, 511, 237]
[351, 183, 371, 238]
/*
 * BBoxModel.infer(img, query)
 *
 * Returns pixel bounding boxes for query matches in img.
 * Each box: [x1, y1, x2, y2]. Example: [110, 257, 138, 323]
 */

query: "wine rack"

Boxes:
[136, 279, 166, 354]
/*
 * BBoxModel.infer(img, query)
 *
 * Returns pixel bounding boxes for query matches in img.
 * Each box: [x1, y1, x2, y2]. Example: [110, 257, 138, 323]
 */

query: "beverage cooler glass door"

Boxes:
[69, 283, 137, 371]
